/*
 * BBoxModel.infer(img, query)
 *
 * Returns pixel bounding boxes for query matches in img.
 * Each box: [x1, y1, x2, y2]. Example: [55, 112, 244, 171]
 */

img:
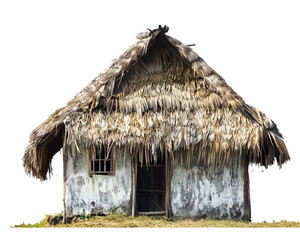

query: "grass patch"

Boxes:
[14, 213, 300, 228]
[14, 215, 50, 228]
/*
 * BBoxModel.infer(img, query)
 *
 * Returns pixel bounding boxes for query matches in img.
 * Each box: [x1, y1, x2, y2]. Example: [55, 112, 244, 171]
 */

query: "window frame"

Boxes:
[90, 145, 115, 176]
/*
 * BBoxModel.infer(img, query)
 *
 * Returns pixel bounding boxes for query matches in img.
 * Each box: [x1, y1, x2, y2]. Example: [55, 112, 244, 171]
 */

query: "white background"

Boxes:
[1, 0, 299, 238]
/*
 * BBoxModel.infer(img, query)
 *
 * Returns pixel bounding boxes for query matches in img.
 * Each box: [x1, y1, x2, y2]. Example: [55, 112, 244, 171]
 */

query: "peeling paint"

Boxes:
[65, 144, 245, 219]
[65, 146, 132, 217]
[171, 159, 244, 219]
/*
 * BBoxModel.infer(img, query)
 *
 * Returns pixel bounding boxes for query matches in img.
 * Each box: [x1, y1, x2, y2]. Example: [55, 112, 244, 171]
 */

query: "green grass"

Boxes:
[14, 216, 50, 228]
[14, 213, 300, 228]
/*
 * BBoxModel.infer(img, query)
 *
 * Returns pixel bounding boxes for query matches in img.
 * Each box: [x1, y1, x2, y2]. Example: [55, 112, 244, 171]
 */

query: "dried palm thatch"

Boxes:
[23, 25, 290, 181]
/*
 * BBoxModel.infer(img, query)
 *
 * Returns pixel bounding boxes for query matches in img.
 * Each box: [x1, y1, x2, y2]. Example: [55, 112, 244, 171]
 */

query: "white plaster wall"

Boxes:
[171, 162, 244, 219]
[65, 146, 132, 217]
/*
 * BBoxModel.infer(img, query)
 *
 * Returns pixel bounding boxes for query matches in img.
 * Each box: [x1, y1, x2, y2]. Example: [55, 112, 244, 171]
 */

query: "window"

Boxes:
[90, 146, 114, 175]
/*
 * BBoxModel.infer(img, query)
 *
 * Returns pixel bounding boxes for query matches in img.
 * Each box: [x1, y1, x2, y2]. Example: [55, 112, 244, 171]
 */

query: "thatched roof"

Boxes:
[23, 25, 290, 181]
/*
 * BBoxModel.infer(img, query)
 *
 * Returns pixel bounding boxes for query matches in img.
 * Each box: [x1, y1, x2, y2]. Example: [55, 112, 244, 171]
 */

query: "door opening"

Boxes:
[137, 152, 166, 215]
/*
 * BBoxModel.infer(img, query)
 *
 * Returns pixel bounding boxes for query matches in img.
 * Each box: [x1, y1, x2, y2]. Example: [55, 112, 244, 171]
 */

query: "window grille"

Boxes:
[90, 146, 114, 175]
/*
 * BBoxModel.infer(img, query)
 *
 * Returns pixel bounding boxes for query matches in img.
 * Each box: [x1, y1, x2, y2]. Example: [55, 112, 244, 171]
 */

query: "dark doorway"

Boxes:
[137, 153, 166, 215]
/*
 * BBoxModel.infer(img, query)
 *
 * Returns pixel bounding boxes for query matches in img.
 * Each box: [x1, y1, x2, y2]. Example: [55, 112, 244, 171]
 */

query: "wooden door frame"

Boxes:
[165, 156, 171, 218]
[131, 154, 171, 218]
[131, 156, 138, 217]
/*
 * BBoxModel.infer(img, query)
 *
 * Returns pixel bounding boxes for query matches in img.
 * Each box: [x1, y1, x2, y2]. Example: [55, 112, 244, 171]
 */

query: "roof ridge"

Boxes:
[23, 27, 289, 180]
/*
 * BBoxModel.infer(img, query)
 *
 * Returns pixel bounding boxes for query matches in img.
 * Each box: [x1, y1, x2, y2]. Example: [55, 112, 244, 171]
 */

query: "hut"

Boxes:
[23, 25, 290, 221]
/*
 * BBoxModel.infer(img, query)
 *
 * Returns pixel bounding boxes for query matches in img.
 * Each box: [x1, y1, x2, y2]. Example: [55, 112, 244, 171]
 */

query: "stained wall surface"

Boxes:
[65, 144, 245, 219]
[65, 146, 132, 217]
[171, 159, 244, 219]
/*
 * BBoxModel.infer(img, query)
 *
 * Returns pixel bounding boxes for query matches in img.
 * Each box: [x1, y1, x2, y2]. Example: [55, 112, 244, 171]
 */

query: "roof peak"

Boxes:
[136, 25, 169, 40]
[23, 26, 290, 180]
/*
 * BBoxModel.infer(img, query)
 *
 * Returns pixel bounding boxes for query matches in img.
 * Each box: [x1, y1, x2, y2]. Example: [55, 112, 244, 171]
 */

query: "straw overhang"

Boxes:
[23, 26, 290, 180]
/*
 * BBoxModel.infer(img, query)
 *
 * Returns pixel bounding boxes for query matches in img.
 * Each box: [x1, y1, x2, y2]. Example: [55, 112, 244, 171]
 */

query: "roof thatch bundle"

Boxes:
[23, 25, 290, 181]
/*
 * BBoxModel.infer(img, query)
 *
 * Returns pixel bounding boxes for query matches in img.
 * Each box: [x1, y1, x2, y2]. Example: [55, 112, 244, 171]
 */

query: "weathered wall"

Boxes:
[65, 145, 132, 217]
[171, 156, 244, 219]
[65, 143, 245, 219]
